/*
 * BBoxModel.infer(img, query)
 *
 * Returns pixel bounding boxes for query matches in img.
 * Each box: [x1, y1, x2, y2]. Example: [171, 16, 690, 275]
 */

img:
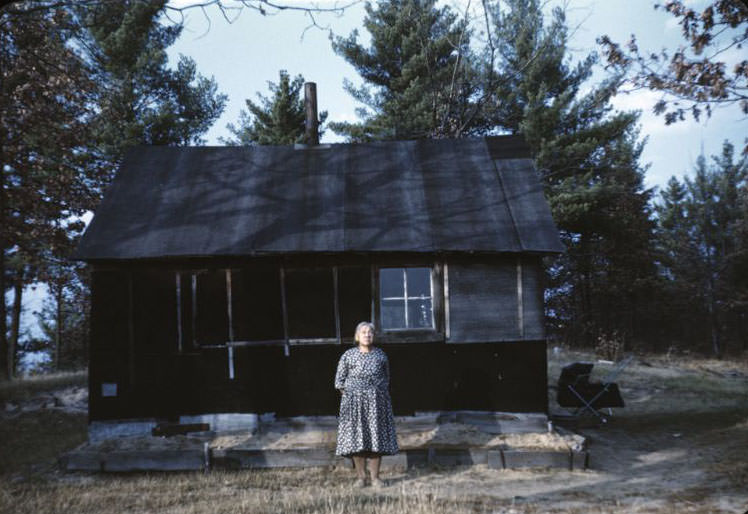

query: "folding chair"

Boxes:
[556, 356, 633, 423]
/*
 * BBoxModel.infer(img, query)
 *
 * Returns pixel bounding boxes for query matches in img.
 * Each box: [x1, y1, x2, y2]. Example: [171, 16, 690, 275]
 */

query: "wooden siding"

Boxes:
[89, 271, 131, 419]
[446, 260, 520, 342]
[88, 256, 549, 421]
[521, 257, 546, 340]
[89, 341, 548, 420]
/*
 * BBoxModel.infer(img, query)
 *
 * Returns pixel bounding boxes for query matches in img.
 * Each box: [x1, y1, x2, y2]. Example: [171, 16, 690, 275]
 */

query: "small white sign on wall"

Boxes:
[101, 382, 117, 397]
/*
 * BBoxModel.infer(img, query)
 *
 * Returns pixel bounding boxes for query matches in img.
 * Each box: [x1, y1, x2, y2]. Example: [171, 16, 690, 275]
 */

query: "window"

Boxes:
[338, 266, 372, 340]
[285, 269, 336, 339]
[194, 270, 229, 346]
[231, 268, 284, 342]
[176, 270, 229, 348]
[379, 267, 434, 330]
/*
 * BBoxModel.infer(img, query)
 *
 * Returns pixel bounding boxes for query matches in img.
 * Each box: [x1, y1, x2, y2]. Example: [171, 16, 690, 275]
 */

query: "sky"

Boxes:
[12, 0, 747, 353]
[166, 0, 747, 192]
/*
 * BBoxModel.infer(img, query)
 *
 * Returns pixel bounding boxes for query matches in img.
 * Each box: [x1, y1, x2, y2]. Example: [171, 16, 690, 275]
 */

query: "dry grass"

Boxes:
[548, 349, 748, 415]
[0, 410, 87, 476]
[1, 353, 747, 513]
[0, 370, 87, 405]
[0, 469, 501, 514]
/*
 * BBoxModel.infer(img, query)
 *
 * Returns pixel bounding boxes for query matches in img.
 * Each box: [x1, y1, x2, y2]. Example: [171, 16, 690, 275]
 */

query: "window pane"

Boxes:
[380, 268, 404, 297]
[195, 270, 229, 345]
[232, 268, 284, 341]
[381, 299, 406, 329]
[133, 270, 176, 354]
[406, 268, 431, 298]
[286, 269, 336, 339]
[179, 273, 194, 348]
[338, 267, 372, 340]
[407, 298, 433, 329]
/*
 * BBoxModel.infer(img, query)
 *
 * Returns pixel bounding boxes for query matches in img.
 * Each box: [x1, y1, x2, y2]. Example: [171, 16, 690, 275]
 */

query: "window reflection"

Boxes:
[379, 267, 434, 330]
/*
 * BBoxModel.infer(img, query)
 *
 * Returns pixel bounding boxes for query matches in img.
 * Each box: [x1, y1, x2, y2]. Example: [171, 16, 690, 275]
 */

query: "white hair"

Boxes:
[354, 321, 375, 343]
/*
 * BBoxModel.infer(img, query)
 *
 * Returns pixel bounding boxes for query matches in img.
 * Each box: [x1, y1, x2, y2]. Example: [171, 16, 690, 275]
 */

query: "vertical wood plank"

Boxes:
[537, 258, 546, 339]
[517, 256, 524, 339]
[403, 268, 409, 328]
[443, 262, 450, 340]
[370, 266, 378, 329]
[431, 262, 442, 333]
[333, 266, 341, 344]
[128, 272, 135, 388]
[228, 346, 235, 380]
[226, 270, 234, 342]
[226, 269, 235, 380]
[191, 273, 197, 348]
[280, 266, 290, 357]
[175, 272, 182, 353]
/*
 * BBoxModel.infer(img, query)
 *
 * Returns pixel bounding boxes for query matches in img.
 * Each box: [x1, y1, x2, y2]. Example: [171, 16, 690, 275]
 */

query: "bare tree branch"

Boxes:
[2, 0, 362, 21]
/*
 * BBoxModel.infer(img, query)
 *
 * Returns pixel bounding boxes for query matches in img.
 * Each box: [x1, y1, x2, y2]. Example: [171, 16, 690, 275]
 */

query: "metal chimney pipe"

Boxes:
[304, 82, 319, 146]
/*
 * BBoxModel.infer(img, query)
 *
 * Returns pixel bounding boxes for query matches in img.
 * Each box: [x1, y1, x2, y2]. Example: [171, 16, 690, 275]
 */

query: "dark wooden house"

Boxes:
[74, 136, 563, 423]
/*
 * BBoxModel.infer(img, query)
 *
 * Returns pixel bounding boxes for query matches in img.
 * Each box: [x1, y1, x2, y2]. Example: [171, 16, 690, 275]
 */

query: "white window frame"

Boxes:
[379, 266, 435, 331]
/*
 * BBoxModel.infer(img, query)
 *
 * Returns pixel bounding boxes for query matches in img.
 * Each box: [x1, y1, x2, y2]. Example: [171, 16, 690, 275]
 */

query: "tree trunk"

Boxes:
[578, 235, 594, 347]
[0, 126, 8, 381]
[9, 279, 23, 379]
[708, 295, 721, 358]
[55, 283, 63, 371]
[0, 256, 8, 381]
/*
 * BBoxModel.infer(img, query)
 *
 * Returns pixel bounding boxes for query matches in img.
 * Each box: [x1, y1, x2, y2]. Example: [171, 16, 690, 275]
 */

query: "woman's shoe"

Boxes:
[370, 478, 385, 488]
[355, 477, 367, 488]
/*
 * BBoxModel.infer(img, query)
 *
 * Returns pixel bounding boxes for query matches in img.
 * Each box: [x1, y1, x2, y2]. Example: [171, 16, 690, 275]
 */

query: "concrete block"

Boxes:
[102, 450, 205, 472]
[486, 450, 504, 469]
[60, 451, 103, 472]
[380, 453, 407, 471]
[281, 416, 338, 430]
[395, 413, 441, 433]
[179, 413, 259, 433]
[430, 448, 487, 466]
[501, 450, 571, 470]
[88, 419, 158, 443]
[571, 450, 589, 470]
[404, 449, 429, 468]
[210, 449, 239, 470]
[332, 456, 354, 469]
[443, 411, 548, 434]
[223, 448, 335, 469]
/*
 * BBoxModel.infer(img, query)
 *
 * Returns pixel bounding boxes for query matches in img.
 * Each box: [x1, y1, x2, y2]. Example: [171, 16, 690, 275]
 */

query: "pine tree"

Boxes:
[733, 183, 748, 352]
[330, 0, 477, 141]
[222, 70, 327, 146]
[655, 142, 748, 355]
[486, 0, 658, 348]
[36, 260, 90, 371]
[79, 0, 227, 164]
[1, 1, 227, 379]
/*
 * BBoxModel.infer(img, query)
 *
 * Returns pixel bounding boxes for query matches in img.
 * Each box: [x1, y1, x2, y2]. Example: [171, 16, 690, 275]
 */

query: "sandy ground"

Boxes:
[376, 351, 748, 513]
[209, 421, 575, 451]
[2, 351, 747, 513]
[75, 418, 577, 453]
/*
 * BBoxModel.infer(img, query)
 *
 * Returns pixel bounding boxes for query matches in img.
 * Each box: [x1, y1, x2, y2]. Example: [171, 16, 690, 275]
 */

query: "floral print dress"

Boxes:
[334, 346, 399, 456]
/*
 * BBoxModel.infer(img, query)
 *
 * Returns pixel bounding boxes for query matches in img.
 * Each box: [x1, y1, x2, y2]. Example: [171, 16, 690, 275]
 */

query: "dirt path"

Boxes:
[367, 353, 748, 513]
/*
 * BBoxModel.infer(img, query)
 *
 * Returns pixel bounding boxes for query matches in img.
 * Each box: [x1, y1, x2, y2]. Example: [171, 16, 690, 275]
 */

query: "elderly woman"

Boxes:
[334, 321, 398, 488]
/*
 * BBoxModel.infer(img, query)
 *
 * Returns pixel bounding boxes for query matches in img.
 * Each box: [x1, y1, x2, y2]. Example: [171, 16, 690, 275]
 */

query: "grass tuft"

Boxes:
[0, 370, 87, 405]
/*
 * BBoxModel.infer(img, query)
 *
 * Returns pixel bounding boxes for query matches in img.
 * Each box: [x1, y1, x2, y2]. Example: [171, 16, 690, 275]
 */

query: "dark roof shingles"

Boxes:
[75, 137, 564, 259]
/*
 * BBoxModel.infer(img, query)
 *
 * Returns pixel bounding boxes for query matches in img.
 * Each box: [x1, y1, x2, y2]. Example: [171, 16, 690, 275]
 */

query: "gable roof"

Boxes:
[74, 136, 564, 260]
